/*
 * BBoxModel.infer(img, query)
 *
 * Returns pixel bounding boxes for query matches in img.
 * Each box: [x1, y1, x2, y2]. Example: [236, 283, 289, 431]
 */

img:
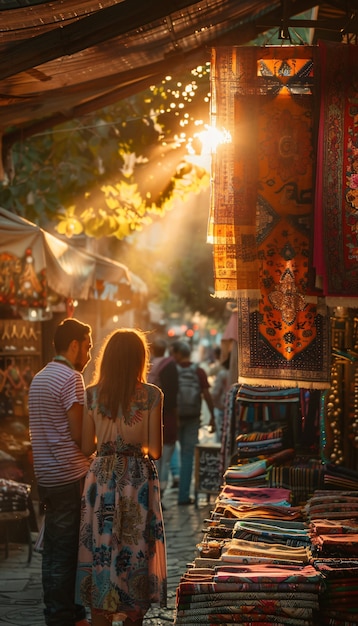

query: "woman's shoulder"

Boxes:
[85, 384, 98, 407]
[143, 381, 163, 397]
[135, 382, 163, 407]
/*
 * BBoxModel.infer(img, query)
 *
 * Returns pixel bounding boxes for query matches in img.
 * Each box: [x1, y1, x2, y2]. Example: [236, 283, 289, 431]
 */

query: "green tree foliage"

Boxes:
[0, 65, 211, 240]
[0, 63, 228, 318]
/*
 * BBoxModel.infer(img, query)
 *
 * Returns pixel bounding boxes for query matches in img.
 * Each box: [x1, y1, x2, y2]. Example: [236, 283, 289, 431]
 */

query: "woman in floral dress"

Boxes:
[76, 329, 166, 626]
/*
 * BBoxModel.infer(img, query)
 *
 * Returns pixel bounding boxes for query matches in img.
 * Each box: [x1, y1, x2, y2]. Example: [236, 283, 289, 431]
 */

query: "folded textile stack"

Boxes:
[212, 485, 301, 523]
[306, 491, 358, 558]
[323, 464, 358, 491]
[215, 501, 303, 522]
[313, 533, 358, 557]
[173, 460, 326, 625]
[236, 385, 300, 404]
[305, 491, 358, 522]
[174, 562, 323, 625]
[314, 560, 358, 626]
[222, 537, 312, 564]
[235, 428, 284, 460]
[216, 485, 292, 508]
[177, 483, 319, 625]
[232, 519, 311, 548]
[304, 490, 358, 623]
[224, 448, 296, 488]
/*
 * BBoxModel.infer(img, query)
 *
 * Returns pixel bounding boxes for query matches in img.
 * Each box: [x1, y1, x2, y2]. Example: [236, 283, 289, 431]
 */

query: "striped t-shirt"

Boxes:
[28, 361, 90, 486]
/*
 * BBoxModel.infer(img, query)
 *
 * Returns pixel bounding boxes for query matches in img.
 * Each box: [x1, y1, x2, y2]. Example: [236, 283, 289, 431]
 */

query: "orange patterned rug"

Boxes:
[210, 46, 330, 388]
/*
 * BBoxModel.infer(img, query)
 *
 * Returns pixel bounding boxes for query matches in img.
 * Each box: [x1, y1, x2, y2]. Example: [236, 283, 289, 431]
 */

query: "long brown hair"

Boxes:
[91, 328, 149, 420]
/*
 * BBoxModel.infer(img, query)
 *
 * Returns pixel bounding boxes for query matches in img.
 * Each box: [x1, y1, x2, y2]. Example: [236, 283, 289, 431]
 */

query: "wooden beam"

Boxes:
[0, 0, 203, 80]
[2, 45, 210, 147]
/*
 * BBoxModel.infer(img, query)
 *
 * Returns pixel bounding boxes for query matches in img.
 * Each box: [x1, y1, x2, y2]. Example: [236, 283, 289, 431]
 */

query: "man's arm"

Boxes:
[67, 401, 84, 447]
[197, 366, 217, 432]
[81, 406, 96, 457]
[202, 388, 217, 433]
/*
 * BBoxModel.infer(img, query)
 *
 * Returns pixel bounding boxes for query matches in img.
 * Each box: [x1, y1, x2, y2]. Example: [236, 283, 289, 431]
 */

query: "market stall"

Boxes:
[0, 207, 148, 505]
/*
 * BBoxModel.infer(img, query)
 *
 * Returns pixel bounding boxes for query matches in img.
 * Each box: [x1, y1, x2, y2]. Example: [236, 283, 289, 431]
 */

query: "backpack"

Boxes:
[177, 363, 202, 417]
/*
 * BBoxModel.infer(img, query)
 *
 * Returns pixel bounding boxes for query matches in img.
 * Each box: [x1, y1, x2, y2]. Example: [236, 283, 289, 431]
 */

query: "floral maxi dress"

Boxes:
[76, 429, 167, 622]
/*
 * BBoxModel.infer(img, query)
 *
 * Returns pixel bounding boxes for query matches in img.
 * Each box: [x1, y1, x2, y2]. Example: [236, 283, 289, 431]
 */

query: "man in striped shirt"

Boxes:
[29, 318, 92, 626]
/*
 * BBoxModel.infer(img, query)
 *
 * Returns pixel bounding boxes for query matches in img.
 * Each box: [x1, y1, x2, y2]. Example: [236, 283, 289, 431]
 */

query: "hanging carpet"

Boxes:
[314, 42, 358, 306]
[210, 46, 330, 388]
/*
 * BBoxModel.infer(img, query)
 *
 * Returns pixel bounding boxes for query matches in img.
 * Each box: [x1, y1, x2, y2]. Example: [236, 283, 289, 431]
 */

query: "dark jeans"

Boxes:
[38, 479, 86, 626]
[178, 416, 200, 503]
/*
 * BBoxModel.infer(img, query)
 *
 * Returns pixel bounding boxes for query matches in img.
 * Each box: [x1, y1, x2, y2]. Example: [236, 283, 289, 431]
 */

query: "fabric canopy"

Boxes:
[0, 207, 141, 309]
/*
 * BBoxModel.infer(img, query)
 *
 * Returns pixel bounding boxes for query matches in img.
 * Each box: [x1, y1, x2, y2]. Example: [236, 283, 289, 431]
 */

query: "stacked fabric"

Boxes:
[304, 489, 358, 623]
[323, 464, 358, 491]
[236, 385, 300, 405]
[174, 563, 323, 625]
[306, 491, 358, 557]
[305, 491, 358, 522]
[174, 483, 321, 625]
[232, 519, 311, 549]
[221, 537, 312, 565]
[216, 485, 292, 509]
[314, 560, 358, 625]
[224, 448, 296, 488]
[212, 485, 301, 524]
[235, 428, 284, 460]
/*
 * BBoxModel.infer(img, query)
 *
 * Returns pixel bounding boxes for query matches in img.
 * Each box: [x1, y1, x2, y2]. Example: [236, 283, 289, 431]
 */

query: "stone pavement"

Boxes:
[0, 485, 213, 626]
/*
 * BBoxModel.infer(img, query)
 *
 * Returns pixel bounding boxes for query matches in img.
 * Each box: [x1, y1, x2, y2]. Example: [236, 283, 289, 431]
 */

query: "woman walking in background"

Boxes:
[76, 329, 166, 626]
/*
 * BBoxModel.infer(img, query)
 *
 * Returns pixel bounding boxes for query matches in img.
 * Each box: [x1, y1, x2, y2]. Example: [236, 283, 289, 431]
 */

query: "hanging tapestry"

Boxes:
[210, 46, 330, 388]
[314, 42, 358, 306]
[209, 47, 260, 298]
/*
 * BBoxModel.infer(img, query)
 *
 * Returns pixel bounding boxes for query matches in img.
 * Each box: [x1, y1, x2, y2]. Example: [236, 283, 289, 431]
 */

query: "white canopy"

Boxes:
[0, 208, 146, 307]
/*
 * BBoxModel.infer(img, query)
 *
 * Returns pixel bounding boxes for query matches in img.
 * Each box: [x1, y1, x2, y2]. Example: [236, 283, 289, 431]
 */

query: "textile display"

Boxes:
[175, 563, 323, 625]
[307, 496, 358, 623]
[305, 490, 358, 521]
[210, 46, 331, 388]
[173, 457, 358, 624]
[314, 560, 358, 625]
[174, 476, 324, 625]
[314, 42, 358, 305]
[323, 463, 358, 491]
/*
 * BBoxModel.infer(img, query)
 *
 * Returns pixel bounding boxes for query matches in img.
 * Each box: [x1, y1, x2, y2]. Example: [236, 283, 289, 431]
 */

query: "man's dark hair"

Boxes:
[54, 318, 91, 354]
[151, 338, 167, 358]
[171, 340, 191, 358]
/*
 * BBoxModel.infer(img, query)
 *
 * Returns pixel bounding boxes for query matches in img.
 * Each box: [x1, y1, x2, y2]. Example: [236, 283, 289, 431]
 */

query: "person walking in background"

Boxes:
[28, 318, 93, 626]
[76, 328, 166, 626]
[211, 353, 231, 443]
[172, 340, 216, 505]
[169, 441, 180, 489]
[148, 337, 179, 497]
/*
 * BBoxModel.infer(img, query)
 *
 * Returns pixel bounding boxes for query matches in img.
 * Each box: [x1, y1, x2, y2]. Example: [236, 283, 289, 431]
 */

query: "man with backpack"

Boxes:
[148, 338, 179, 497]
[171, 340, 216, 505]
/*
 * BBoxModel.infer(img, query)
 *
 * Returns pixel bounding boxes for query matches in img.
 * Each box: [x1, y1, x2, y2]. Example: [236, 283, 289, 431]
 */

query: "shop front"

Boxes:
[0, 207, 148, 497]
